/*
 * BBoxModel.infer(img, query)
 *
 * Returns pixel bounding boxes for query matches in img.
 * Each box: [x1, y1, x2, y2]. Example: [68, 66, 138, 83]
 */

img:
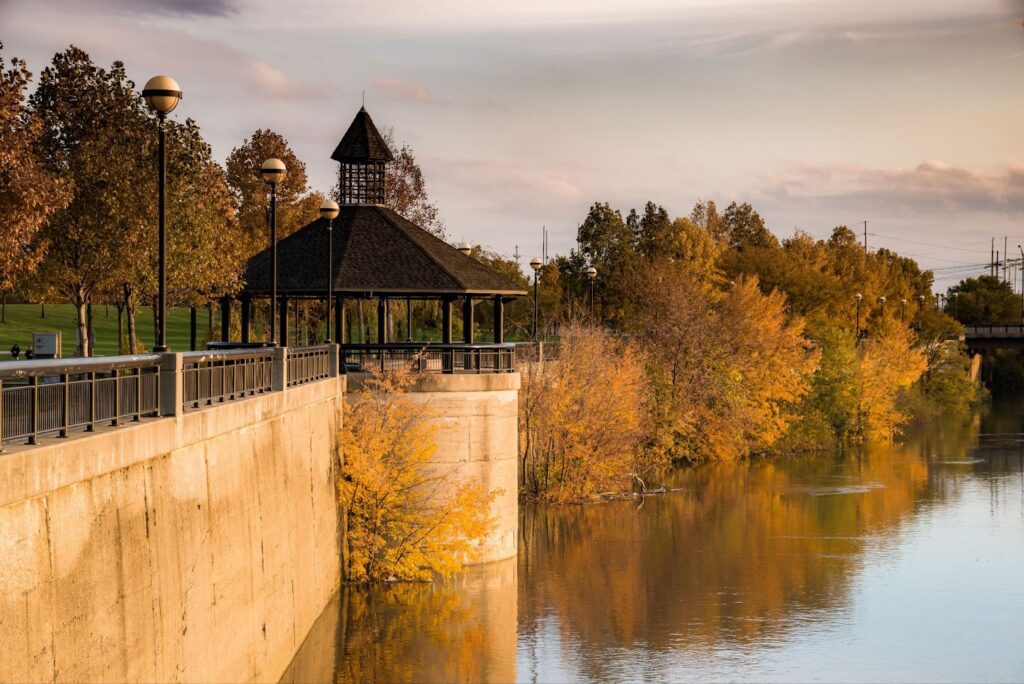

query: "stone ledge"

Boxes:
[347, 372, 520, 393]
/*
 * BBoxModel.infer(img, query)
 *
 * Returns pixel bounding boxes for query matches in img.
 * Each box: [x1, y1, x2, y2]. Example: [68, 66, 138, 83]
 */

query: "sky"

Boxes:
[2, 0, 1023, 289]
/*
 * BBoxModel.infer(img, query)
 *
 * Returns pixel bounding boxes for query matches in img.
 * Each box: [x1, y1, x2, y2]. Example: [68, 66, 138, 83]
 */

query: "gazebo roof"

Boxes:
[331, 107, 394, 162]
[241, 205, 527, 297]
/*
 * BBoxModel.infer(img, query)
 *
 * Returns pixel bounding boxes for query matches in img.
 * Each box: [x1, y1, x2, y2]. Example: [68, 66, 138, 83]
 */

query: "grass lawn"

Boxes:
[0, 303, 220, 359]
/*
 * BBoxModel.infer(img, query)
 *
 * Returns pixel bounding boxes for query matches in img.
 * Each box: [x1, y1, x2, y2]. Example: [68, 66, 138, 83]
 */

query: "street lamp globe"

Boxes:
[901, 298, 907, 305]
[878, 296, 886, 303]
[319, 199, 340, 221]
[142, 75, 181, 115]
[261, 158, 286, 186]
[586, 266, 597, 281]
[855, 293, 862, 301]
[530, 257, 542, 272]
[457, 241, 472, 255]
[917, 294, 925, 303]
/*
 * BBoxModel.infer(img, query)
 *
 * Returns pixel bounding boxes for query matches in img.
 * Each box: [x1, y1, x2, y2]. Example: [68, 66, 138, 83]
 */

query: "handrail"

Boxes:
[180, 348, 274, 365]
[0, 354, 161, 379]
[341, 342, 516, 374]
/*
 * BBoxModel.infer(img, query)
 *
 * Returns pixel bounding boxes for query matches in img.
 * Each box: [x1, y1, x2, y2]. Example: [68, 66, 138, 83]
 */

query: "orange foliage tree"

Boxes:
[340, 368, 497, 582]
[520, 324, 653, 502]
[855, 319, 928, 440]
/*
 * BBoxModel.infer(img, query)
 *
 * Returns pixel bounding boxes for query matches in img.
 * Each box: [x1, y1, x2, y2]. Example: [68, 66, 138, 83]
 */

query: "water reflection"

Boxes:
[284, 403, 1024, 683]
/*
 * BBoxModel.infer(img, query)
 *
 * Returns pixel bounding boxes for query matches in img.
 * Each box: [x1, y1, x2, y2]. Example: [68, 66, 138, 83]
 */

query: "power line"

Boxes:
[867, 232, 992, 254]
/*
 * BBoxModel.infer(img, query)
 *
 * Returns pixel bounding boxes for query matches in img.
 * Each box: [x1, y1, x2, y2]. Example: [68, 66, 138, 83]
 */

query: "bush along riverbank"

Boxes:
[520, 202, 981, 503]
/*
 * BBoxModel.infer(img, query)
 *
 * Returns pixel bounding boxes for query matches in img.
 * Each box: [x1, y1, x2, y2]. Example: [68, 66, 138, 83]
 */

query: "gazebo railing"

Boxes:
[287, 345, 333, 386]
[341, 343, 516, 374]
[182, 348, 273, 409]
[0, 355, 162, 446]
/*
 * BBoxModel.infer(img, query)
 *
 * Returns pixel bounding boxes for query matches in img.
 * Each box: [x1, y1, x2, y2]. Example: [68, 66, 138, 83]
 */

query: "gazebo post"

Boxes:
[442, 297, 453, 344]
[377, 298, 387, 343]
[241, 294, 250, 343]
[280, 294, 289, 347]
[220, 297, 231, 342]
[463, 296, 474, 343]
[493, 296, 504, 344]
[342, 294, 350, 348]
[406, 296, 413, 341]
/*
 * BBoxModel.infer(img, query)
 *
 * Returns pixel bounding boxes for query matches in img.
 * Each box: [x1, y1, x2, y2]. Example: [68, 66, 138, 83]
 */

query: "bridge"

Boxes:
[963, 325, 1024, 350]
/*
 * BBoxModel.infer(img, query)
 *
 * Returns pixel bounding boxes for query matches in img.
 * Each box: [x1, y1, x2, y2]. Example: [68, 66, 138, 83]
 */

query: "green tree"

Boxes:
[947, 275, 1020, 325]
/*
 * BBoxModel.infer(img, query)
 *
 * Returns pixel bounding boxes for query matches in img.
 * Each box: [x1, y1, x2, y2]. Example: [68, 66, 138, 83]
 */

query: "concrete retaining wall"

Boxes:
[0, 376, 345, 684]
[348, 373, 520, 564]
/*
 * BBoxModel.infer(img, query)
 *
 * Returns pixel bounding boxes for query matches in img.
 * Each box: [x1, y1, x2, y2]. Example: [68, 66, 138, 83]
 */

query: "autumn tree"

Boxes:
[0, 44, 69, 295]
[340, 367, 497, 582]
[225, 128, 322, 254]
[520, 324, 652, 501]
[30, 47, 151, 356]
[381, 128, 445, 238]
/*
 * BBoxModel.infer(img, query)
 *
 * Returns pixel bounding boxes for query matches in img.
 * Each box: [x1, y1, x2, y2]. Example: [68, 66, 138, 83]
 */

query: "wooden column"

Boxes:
[342, 294, 350, 348]
[463, 296, 474, 344]
[220, 297, 231, 342]
[240, 295, 251, 343]
[377, 298, 387, 344]
[442, 297, 453, 344]
[493, 297, 504, 343]
[279, 294, 289, 347]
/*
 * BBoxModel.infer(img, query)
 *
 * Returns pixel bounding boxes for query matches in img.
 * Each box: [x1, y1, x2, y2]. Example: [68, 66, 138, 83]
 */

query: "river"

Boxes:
[283, 401, 1024, 683]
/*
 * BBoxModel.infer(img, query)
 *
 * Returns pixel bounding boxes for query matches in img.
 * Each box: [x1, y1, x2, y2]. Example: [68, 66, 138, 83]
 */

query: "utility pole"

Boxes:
[862, 220, 868, 254]
[992, 238, 995, 276]
[1005, 236, 1009, 282]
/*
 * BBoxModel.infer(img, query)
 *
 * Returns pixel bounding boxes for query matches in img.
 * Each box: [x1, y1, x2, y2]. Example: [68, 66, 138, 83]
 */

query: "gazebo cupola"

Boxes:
[331, 106, 394, 205]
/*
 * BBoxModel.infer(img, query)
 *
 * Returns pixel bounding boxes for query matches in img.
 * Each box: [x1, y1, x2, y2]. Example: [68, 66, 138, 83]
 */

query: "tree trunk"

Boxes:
[86, 303, 93, 354]
[75, 299, 89, 357]
[40, 301, 45, 319]
[1, 292, 5, 323]
[207, 303, 214, 340]
[151, 296, 159, 344]
[116, 301, 124, 355]
[124, 285, 138, 354]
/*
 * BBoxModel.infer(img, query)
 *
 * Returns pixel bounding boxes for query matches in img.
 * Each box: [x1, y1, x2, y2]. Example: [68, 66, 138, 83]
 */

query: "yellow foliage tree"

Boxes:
[855, 319, 928, 441]
[520, 324, 652, 502]
[340, 368, 497, 582]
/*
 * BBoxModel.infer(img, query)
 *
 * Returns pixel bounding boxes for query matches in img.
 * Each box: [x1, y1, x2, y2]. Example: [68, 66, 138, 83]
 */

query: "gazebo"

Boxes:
[230, 107, 526, 370]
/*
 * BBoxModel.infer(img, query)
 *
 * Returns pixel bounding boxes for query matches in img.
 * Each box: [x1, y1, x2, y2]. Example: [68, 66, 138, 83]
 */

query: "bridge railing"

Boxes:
[0, 354, 162, 446]
[964, 325, 1024, 337]
[181, 348, 274, 410]
[287, 345, 333, 386]
[341, 343, 516, 374]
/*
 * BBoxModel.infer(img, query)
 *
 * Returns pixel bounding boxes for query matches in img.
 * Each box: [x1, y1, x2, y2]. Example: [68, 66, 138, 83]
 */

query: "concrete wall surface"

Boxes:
[0, 376, 345, 684]
[348, 373, 521, 565]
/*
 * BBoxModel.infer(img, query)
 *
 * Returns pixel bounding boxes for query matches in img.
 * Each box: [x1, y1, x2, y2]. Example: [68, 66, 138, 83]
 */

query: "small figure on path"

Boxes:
[24, 346, 34, 360]
[9, 343, 19, 359]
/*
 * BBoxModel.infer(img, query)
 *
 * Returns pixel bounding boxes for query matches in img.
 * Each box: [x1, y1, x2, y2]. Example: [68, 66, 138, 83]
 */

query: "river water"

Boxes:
[283, 402, 1024, 683]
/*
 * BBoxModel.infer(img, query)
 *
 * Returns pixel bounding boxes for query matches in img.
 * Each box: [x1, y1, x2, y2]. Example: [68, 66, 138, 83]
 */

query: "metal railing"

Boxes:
[964, 325, 1024, 337]
[0, 355, 161, 446]
[287, 345, 333, 387]
[182, 348, 273, 410]
[341, 343, 516, 374]
[515, 341, 560, 363]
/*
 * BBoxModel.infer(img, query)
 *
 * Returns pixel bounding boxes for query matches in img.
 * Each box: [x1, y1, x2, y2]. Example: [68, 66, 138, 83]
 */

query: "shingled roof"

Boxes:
[331, 107, 394, 162]
[242, 205, 527, 297]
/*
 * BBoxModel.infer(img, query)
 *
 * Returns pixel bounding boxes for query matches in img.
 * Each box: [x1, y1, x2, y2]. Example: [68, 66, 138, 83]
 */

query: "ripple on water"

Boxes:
[783, 482, 886, 496]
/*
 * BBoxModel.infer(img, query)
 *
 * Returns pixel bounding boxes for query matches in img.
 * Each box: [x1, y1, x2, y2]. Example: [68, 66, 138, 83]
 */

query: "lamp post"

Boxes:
[900, 298, 907, 323]
[530, 257, 542, 340]
[320, 199, 339, 343]
[950, 291, 958, 319]
[1018, 245, 1024, 324]
[142, 75, 182, 352]
[878, 295, 886, 318]
[261, 158, 286, 345]
[457, 241, 472, 255]
[586, 266, 597, 320]
[855, 293, 862, 341]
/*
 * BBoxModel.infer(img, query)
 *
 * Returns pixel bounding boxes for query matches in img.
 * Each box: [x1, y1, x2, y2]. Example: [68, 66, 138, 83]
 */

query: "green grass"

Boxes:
[0, 303, 220, 359]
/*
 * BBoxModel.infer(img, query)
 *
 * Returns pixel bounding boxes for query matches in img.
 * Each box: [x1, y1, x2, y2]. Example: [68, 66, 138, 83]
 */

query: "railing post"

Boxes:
[135, 367, 143, 421]
[0, 378, 4, 451]
[327, 343, 339, 377]
[88, 372, 96, 432]
[60, 373, 70, 437]
[29, 376, 38, 445]
[272, 346, 288, 391]
[160, 352, 183, 417]
[112, 371, 121, 426]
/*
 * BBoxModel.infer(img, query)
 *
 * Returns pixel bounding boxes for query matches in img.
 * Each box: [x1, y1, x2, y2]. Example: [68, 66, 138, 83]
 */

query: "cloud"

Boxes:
[372, 76, 439, 104]
[762, 161, 1024, 217]
[36, 0, 242, 18]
